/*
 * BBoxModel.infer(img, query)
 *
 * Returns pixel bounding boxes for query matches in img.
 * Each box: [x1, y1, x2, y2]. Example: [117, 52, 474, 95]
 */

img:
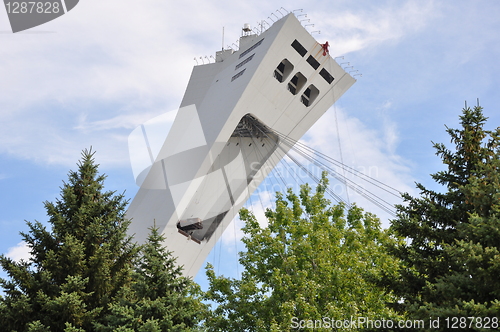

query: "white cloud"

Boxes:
[0, 1, 196, 168]
[0, 0, 441, 169]
[378, 101, 399, 154]
[6, 241, 32, 262]
[74, 111, 167, 133]
[221, 217, 245, 250]
[314, 0, 438, 55]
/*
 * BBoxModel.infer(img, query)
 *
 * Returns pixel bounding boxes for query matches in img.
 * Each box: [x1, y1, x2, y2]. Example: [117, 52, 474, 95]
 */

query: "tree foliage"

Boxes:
[0, 149, 206, 331]
[389, 105, 500, 325]
[95, 227, 207, 332]
[0, 149, 137, 331]
[204, 174, 402, 331]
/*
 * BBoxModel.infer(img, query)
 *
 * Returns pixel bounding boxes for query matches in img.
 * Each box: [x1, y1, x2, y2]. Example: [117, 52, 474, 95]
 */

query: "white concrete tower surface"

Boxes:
[126, 13, 356, 277]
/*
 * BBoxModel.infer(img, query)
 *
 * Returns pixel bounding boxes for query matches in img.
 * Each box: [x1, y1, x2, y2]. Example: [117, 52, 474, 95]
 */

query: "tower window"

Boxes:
[306, 55, 320, 70]
[231, 68, 246, 82]
[291, 39, 307, 57]
[273, 59, 294, 83]
[235, 53, 255, 70]
[301, 84, 320, 107]
[319, 68, 334, 84]
[239, 38, 264, 58]
[287, 72, 307, 95]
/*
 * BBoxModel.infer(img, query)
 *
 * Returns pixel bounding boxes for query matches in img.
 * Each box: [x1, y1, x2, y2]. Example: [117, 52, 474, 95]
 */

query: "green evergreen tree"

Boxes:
[204, 174, 402, 331]
[95, 226, 208, 331]
[0, 149, 138, 331]
[389, 105, 500, 327]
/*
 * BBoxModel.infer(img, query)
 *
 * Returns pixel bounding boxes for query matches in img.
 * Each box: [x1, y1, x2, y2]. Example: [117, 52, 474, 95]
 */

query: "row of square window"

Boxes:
[274, 59, 319, 107]
[240, 38, 264, 59]
[231, 39, 264, 82]
[291, 39, 334, 84]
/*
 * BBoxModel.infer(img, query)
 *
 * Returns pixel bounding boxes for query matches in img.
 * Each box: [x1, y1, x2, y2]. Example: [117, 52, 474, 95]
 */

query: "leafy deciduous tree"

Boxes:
[204, 174, 402, 331]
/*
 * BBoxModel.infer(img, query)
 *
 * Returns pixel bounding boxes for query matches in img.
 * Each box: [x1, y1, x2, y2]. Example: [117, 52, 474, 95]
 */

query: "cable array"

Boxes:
[245, 122, 401, 218]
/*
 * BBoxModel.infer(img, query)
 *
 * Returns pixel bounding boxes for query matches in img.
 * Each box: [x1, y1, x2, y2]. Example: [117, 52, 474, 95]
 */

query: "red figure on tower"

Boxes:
[321, 41, 330, 56]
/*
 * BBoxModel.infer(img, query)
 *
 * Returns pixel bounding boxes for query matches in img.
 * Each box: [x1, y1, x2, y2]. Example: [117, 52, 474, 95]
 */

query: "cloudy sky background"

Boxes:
[1, 0, 500, 284]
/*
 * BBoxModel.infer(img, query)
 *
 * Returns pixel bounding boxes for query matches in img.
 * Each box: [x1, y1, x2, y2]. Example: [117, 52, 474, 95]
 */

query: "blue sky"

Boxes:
[1, 0, 500, 285]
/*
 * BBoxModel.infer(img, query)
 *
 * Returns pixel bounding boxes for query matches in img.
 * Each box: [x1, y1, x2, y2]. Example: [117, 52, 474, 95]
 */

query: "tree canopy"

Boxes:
[0, 149, 137, 331]
[95, 226, 207, 332]
[3, 104, 500, 331]
[389, 105, 500, 325]
[204, 174, 402, 331]
[0, 149, 206, 332]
